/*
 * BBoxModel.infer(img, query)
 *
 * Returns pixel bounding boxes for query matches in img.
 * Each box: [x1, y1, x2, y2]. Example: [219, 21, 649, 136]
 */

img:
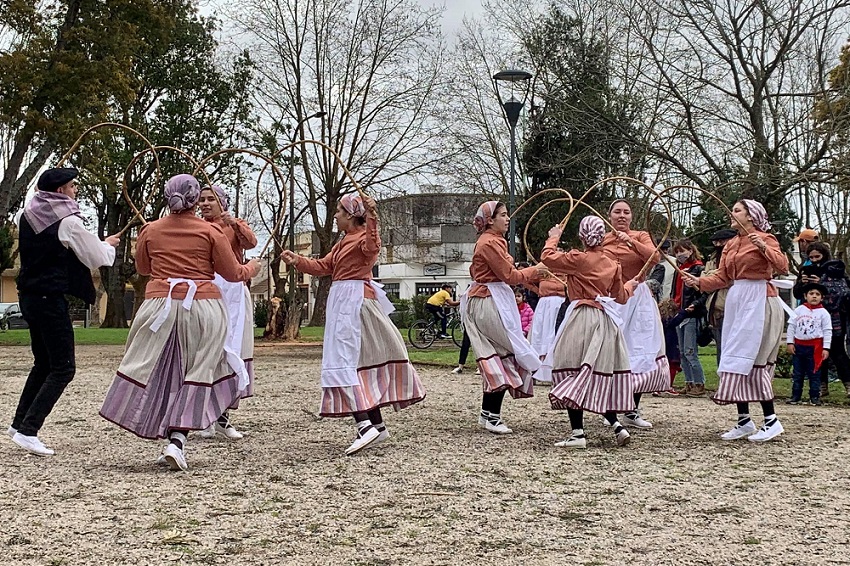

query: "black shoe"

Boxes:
[810, 399, 823, 406]
[786, 398, 801, 405]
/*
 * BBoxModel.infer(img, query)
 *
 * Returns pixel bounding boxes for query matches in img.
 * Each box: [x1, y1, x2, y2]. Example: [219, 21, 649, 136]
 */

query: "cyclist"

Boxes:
[426, 284, 459, 338]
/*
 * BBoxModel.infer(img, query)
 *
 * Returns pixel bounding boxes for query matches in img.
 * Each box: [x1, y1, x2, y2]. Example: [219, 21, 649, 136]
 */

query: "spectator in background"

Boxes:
[516, 288, 534, 337]
[648, 239, 676, 300]
[670, 239, 708, 396]
[704, 228, 737, 364]
[794, 228, 820, 266]
[426, 284, 459, 339]
[657, 298, 687, 396]
[786, 283, 832, 405]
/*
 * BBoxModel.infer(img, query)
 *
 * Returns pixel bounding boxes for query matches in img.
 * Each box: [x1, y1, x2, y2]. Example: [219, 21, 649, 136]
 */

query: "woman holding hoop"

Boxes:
[683, 199, 789, 442]
[461, 201, 548, 434]
[601, 199, 669, 429]
[281, 194, 425, 455]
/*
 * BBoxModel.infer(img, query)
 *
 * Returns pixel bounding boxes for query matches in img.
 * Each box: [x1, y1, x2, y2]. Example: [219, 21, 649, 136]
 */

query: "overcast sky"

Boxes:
[416, 0, 487, 34]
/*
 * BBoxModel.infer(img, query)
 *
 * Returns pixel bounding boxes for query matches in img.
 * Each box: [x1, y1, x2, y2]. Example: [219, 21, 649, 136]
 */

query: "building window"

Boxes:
[383, 283, 400, 300]
[416, 282, 450, 297]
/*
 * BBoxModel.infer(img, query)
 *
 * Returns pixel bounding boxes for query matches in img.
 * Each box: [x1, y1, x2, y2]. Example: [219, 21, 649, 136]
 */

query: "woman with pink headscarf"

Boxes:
[539, 217, 636, 449]
[461, 201, 548, 435]
[281, 193, 425, 455]
[683, 199, 789, 442]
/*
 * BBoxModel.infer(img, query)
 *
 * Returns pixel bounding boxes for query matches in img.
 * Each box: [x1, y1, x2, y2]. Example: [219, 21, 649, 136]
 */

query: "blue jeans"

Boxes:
[676, 317, 705, 384]
[792, 344, 821, 401]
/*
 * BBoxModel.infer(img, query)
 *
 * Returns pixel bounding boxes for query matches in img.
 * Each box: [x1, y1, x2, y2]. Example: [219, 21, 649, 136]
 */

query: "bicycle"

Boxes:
[408, 308, 465, 349]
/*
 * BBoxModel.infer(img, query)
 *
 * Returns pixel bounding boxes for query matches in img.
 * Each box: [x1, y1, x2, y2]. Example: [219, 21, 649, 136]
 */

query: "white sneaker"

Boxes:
[197, 424, 216, 439]
[345, 425, 380, 455]
[747, 420, 784, 443]
[215, 422, 244, 440]
[163, 443, 188, 471]
[478, 410, 490, 428]
[484, 414, 512, 435]
[451, 366, 463, 374]
[6, 426, 16, 439]
[11, 432, 54, 456]
[720, 420, 758, 440]
[373, 427, 390, 445]
[623, 414, 653, 429]
[615, 428, 631, 446]
[555, 436, 587, 449]
[155, 454, 168, 466]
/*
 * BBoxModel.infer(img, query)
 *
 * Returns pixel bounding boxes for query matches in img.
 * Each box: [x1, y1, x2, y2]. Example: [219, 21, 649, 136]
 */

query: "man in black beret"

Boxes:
[8, 167, 119, 456]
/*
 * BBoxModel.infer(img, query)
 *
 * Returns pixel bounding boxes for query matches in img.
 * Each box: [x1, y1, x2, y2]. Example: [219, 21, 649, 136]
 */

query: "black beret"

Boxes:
[709, 228, 737, 242]
[37, 167, 79, 192]
[800, 282, 828, 297]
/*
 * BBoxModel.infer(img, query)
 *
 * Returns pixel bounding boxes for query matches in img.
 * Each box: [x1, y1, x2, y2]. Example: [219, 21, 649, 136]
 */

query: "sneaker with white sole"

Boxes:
[7, 426, 16, 439]
[163, 443, 188, 471]
[215, 422, 244, 440]
[747, 419, 784, 442]
[720, 420, 757, 440]
[555, 435, 587, 449]
[623, 414, 653, 429]
[451, 366, 463, 374]
[484, 414, 512, 435]
[345, 425, 380, 455]
[373, 427, 390, 445]
[615, 427, 631, 446]
[11, 432, 54, 456]
[197, 424, 216, 439]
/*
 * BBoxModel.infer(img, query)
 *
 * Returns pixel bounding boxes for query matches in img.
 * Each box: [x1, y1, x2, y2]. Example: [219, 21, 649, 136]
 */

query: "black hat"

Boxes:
[709, 228, 737, 242]
[37, 167, 78, 192]
[659, 239, 671, 250]
[801, 282, 828, 297]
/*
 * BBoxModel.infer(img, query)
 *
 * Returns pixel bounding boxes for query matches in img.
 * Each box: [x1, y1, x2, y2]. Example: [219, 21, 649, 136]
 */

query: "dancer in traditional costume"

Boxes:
[683, 199, 789, 442]
[10, 168, 119, 456]
[100, 175, 261, 470]
[601, 199, 669, 429]
[461, 201, 548, 435]
[281, 194, 425, 455]
[540, 217, 636, 448]
[526, 270, 568, 383]
[197, 185, 257, 440]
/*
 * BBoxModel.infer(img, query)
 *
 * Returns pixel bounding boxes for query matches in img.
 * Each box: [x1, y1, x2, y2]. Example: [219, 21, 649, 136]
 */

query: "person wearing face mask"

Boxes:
[682, 199, 789, 442]
[704, 229, 737, 364]
[601, 199, 668, 430]
[461, 201, 549, 435]
[669, 240, 708, 396]
[281, 194, 425, 455]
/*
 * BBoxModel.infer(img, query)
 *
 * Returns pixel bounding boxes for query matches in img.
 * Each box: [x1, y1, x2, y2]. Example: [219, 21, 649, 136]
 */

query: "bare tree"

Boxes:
[234, 0, 449, 329]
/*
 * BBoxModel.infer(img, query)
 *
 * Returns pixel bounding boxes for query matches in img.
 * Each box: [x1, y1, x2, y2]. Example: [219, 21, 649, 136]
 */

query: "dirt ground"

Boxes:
[1, 345, 850, 566]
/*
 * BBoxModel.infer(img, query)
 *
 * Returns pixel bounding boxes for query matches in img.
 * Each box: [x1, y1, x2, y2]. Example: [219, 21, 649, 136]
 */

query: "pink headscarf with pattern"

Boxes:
[742, 199, 770, 232]
[340, 194, 366, 218]
[579, 216, 605, 247]
[473, 201, 500, 234]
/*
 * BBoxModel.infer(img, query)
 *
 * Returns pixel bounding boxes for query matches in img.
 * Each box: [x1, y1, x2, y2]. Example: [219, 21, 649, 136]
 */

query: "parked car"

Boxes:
[0, 303, 28, 330]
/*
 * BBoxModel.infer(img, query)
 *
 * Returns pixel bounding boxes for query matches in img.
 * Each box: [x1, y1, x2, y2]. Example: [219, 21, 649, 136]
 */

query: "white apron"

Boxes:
[149, 278, 203, 333]
[212, 274, 251, 392]
[719, 279, 790, 375]
[618, 282, 663, 374]
[529, 295, 566, 357]
[322, 279, 394, 388]
[460, 281, 541, 373]
[536, 296, 624, 382]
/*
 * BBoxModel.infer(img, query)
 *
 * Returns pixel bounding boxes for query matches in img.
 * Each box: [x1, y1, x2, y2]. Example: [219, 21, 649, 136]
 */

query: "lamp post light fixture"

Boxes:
[492, 68, 533, 258]
[287, 111, 326, 314]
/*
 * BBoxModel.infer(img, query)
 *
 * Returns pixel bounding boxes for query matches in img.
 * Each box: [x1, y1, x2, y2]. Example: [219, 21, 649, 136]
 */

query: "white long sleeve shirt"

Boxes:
[56, 215, 116, 269]
[787, 304, 833, 348]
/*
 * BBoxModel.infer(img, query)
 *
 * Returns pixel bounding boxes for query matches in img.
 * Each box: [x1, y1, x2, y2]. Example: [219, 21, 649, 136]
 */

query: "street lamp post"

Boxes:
[492, 69, 533, 258]
[287, 111, 326, 322]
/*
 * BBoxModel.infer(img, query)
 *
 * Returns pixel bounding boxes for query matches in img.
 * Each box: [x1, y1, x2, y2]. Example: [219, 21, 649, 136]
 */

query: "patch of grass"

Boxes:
[149, 517, 173, 531]
[744, 537, 761, 545]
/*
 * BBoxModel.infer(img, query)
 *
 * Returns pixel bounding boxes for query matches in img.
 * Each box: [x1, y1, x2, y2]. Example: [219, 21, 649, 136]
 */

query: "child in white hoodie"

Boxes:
[787, 283, 832, 405]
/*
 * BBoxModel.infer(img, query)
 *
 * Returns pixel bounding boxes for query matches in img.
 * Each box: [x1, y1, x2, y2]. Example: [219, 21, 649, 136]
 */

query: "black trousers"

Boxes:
[11, 293, 76, 436]
[822, 332, 850, 385]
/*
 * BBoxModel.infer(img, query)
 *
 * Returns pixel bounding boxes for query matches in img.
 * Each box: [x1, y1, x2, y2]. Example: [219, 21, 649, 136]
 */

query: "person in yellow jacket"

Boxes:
[427, 284, 459, 338]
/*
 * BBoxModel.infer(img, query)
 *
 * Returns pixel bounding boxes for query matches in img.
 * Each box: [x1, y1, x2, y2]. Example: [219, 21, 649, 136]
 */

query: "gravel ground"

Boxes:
[1, 344, 850, 566]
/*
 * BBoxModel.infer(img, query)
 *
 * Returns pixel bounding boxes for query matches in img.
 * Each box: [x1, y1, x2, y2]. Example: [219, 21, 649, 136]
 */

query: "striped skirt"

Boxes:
[319, 299, 425, 417]
[100, 297, 240, 440]
[465, 296, 534, 399]
[548, 305, 634, 414]
[632, 356, 671, 394]
[712, 298, 783, 405]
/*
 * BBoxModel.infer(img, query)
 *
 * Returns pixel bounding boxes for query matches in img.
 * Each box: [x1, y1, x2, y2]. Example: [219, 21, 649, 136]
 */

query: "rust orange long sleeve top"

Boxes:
[136, 213, 254, 300]
[698, 232, 789, 297]
[525, 277, 568, 298]
[468, 229, 540, 298]
[208, 217, 257, 263]
[294, 217, 380, 299]
[601, 230, 660, 282]
[541, 235, 628, 309]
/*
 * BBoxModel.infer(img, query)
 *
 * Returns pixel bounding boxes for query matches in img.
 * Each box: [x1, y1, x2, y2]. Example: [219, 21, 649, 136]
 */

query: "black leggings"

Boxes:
[736, 401, 775, 417]
[568, 409, 618, 430]
[353, 408, 383, 425]
[482, 390, 507, 414]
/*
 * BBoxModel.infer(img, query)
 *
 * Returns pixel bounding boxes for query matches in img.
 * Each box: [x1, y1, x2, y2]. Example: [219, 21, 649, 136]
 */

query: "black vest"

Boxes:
[17, 215, 97, 305]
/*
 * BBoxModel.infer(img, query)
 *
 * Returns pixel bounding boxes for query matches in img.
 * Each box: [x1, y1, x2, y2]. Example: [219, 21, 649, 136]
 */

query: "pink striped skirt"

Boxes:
[464, 296, 534, 400]
[712, 298, 783, 405]
[632, 356, 671, 394]
[547, 305, 635, 414]
[319, 299, 425, 417]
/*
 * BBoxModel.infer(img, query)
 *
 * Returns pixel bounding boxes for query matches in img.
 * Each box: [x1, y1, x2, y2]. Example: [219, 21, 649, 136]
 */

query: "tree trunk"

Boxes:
[100, 262, 128, 328]
[308, 275, 331, 327]
[130, 274, 149, 319]
[90, 286, 104, 326]
[282, 299, 302, 340]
